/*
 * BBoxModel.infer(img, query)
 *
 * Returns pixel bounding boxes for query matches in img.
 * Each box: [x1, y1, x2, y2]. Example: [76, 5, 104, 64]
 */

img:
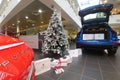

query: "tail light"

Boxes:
[112, 42, 118, 44]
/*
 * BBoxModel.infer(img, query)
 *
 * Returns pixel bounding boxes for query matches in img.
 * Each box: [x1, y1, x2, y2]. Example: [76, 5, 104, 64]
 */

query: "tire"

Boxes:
[107, 48, 117, 55]
[76, 43, 79, 48]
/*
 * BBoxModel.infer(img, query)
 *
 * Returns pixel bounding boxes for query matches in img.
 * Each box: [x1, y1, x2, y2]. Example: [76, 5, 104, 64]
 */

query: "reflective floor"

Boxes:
[34, 43, 120, 80]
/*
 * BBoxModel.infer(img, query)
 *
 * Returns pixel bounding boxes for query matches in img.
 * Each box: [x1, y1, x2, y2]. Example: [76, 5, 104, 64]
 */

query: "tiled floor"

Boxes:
[34, 43, 120, 80]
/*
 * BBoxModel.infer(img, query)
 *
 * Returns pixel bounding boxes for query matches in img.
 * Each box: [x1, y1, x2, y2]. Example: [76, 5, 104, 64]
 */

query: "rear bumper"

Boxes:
[76, 42, 118, 49]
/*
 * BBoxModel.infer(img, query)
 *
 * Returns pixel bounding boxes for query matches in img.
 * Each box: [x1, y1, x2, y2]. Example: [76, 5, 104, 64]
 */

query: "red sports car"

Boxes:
[0, 34, 34, 80]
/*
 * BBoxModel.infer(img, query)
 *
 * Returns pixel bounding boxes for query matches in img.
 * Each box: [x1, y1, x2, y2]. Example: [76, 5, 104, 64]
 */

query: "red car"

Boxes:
[0, 34, 34, 80]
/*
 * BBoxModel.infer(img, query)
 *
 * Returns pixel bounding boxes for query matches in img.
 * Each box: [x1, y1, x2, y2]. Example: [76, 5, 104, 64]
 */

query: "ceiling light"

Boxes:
[12, 24, 15, 26]
[103, 0, 107, 3]
[17, 20, 20, 23]
[32, 24, 35, 26]
[41, 22, 44, 24]
[25, 16, 29, 19]
[38, 9, 42, 13]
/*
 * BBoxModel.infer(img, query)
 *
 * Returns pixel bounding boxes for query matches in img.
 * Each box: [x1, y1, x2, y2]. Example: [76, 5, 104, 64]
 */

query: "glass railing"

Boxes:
[67, 0, 80, 15]
[0, 0, 21, 23]
[0, 0, 10, 16]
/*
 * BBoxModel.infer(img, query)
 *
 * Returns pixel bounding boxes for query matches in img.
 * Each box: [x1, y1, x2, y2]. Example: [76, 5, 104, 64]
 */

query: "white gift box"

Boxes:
[34, 58, 51, 76]
[68, 49, 82, 57]
[77, 49, 82, 55]
[55, 68, 64, 74]
[51, 58, 68, 67]
[65, 55, 72, 64]
[51, 55, 73, 68]
[51, 59, 61, 68]
[59, 58, 68, 66]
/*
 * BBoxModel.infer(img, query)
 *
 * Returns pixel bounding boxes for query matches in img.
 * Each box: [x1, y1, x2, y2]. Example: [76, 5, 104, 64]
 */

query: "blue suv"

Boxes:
[76, 4, 118, 55]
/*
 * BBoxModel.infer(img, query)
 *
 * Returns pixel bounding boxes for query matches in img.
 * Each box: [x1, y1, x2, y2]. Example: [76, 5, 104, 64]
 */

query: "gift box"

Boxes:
[51, 58, 68, 69]
[55, 68, 64, 74]
[34, 58, 51, 76]
[59, 55, 72, 66]
[51, 56, 72, 74]
[68, 49, 82, 57]
[51, 56, 72, 68]
[51, 59, 64, 74]
[59, 58, 68, 66]
[51, 59, 61, 68]
[65, 55, 72, 64]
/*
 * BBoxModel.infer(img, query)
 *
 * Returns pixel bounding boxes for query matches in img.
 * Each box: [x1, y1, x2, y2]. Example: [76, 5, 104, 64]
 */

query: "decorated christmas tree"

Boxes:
[42, 10, 69, 58]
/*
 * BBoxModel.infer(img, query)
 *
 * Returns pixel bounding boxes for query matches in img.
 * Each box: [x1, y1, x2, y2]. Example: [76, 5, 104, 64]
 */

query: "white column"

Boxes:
[5, 27, 7, 35]
[16, 20, 20, 36]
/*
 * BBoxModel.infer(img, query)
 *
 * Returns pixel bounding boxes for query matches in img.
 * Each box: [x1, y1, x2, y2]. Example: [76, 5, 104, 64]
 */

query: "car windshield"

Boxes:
[84, 12, 107, 21]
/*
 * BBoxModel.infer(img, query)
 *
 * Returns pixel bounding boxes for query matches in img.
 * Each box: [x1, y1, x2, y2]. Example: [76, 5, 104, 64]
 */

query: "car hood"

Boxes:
[0, 35, 34, 80]
[79, 4, 113, 25]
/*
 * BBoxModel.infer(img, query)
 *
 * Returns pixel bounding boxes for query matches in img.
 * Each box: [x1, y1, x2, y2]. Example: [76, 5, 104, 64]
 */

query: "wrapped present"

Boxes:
[34, 58, 51, 76]
[51, 55, 73, 74]
[51, 59, 64, 74]
[55, 68, 64, 74]
[59, 58, 68, 66]
[51, 59, 61, 68]
[68, 49, 82, 57]
[65, 55, 72, 64]
[51, 55, 72, 67]
[51, 58, 67, 68]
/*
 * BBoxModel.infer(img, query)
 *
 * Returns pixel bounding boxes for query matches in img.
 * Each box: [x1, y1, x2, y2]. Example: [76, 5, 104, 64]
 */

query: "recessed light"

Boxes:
[12, 24, 15, 26]
[38, 9, 42, 13]
[25, 16, 29, 19]
[17, 20, 20, 23]
[32, 24, 35, 26]
[41, 22, 44, 24]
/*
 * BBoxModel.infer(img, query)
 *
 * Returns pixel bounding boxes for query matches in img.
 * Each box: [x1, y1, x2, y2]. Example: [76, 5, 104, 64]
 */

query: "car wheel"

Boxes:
[76, 44, 80, 48]
[81, 48, 86, 53]
[107, 48, 117, 55]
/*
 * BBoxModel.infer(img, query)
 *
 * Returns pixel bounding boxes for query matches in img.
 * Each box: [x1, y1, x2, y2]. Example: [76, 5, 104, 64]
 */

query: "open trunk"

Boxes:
[82, 25, 110, 40]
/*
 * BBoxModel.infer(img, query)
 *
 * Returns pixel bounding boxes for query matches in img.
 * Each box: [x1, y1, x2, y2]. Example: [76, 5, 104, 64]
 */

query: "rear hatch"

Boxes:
[78, 4, 114, 44]
[79, 4, 113, 25]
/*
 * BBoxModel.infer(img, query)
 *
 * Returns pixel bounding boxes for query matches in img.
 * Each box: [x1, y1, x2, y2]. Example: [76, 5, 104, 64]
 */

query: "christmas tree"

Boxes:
[42, 10, 69, 58]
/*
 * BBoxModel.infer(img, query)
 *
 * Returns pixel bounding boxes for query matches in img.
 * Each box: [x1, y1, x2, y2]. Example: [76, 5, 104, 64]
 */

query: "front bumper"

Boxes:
[26, 61, 35, 80]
